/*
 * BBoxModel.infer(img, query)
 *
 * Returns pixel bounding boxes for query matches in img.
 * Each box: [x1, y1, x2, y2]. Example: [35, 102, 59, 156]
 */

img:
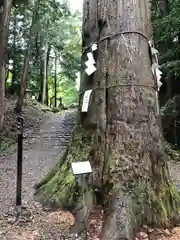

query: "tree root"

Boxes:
[102, 183, 180, 240]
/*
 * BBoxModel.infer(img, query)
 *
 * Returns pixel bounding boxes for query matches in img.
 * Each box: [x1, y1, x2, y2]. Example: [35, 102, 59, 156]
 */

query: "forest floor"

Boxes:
[0, 98, 80, 239]
[1, 98, 180, 239]
[0, 96, 52, 151]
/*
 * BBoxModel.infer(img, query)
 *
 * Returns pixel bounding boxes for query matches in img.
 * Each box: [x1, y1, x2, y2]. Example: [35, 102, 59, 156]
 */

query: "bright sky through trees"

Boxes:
[69, 0, 83, 12]
[68, 0, 82, 90]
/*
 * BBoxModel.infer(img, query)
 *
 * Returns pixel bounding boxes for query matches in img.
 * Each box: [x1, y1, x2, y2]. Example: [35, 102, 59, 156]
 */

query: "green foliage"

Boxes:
[152, 1, 180, 81]
[48, 74, 78, 106]
[152, 0, 180, 147]
[7, 0, 82, 107]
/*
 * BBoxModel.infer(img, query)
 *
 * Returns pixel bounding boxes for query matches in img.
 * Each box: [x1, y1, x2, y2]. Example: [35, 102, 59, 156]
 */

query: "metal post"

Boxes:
[16, 116, 23, 215]
[174, 119, 177, 148]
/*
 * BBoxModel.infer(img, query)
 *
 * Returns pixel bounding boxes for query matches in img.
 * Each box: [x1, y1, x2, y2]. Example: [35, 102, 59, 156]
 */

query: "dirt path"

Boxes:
[0, 109, 83, 240]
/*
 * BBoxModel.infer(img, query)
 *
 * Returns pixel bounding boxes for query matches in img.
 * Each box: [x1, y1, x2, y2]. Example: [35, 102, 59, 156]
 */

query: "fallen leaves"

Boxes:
[0, 204, 77, 240]
[135, 226, 180, 240]
[5, 227, 40, 240]
[87, 205, 104, 240]
[45, 210, 75, 227]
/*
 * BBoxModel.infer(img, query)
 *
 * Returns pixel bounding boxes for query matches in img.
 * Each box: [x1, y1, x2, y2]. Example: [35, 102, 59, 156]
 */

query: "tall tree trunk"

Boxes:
[38, 58, 43, 102]
[46, 78, 48, 106]
[45, 46, 51, 106]
[11, 7, 17, 94]
[54, 50, 57, 108]
[35, 0, 180, 239]
[42, 39, 48, 104]
[159, 0, 169, 16]
[0, 0, 12, 129]
[34, 32, 40, 66]
[15, 0, 40, 113]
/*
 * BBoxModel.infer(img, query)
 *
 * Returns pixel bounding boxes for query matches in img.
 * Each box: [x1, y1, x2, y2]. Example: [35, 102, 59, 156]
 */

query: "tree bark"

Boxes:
[42, 39, 48, 104]
[10, 7, 17, 94]
[0, 0, 12, 129]
[35, 0, 180, 239]
[45, 46, 51, 106]
[38, 58, 43, 102]
[54, 50, 57, 108]
[15, 0, 40, 113]
[159, 0, 169, 16]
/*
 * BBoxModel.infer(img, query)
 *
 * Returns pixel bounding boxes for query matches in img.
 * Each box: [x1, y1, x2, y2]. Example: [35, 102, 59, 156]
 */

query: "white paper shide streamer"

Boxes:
[156, 68, 163, 91]
[87, 52, 95, 64]
[149, 41, 162, 114]
[91, 43, 97, 51]
[148, 40, 159, 55]
[85, 52, 97, 76]
[149, 41, 162, 92]
[152, 63, 163, 91]
[151, 62, 159, 75]
[81, 90, 93, 112]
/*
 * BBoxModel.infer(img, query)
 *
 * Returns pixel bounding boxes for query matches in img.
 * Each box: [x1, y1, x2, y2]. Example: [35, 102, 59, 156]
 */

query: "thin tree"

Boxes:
[42, 18, 49, 105]
[10, 7, 17, 94]
[159, 0, 169, 16]
[15, 0, 40, 113]
[36, 0, 180, 239]
[42, 38, 48, 104]
[54, 49, 57, 108]
[0, 0, 12, 129]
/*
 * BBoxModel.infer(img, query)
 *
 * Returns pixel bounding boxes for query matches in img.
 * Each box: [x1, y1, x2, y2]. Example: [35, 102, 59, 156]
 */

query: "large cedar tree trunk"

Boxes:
[35, 0, 180, 239]
[0, 0, 12, 129]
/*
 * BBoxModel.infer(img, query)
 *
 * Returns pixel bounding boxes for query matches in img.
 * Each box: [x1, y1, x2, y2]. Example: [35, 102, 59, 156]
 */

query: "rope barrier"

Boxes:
[83, 30, 149, 54]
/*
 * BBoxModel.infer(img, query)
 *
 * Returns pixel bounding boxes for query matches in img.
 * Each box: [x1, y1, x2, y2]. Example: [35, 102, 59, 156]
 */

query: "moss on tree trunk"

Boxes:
[35, 0, 180, 239]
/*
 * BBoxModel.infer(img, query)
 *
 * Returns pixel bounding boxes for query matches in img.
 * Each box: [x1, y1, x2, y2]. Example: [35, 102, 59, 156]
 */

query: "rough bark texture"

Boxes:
[36, 0, 180, 239]
[0, 0, 12, 129]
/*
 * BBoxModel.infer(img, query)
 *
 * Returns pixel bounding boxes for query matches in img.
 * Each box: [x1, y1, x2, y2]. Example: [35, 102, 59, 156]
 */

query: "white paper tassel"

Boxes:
[91, 43, 97, 51]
